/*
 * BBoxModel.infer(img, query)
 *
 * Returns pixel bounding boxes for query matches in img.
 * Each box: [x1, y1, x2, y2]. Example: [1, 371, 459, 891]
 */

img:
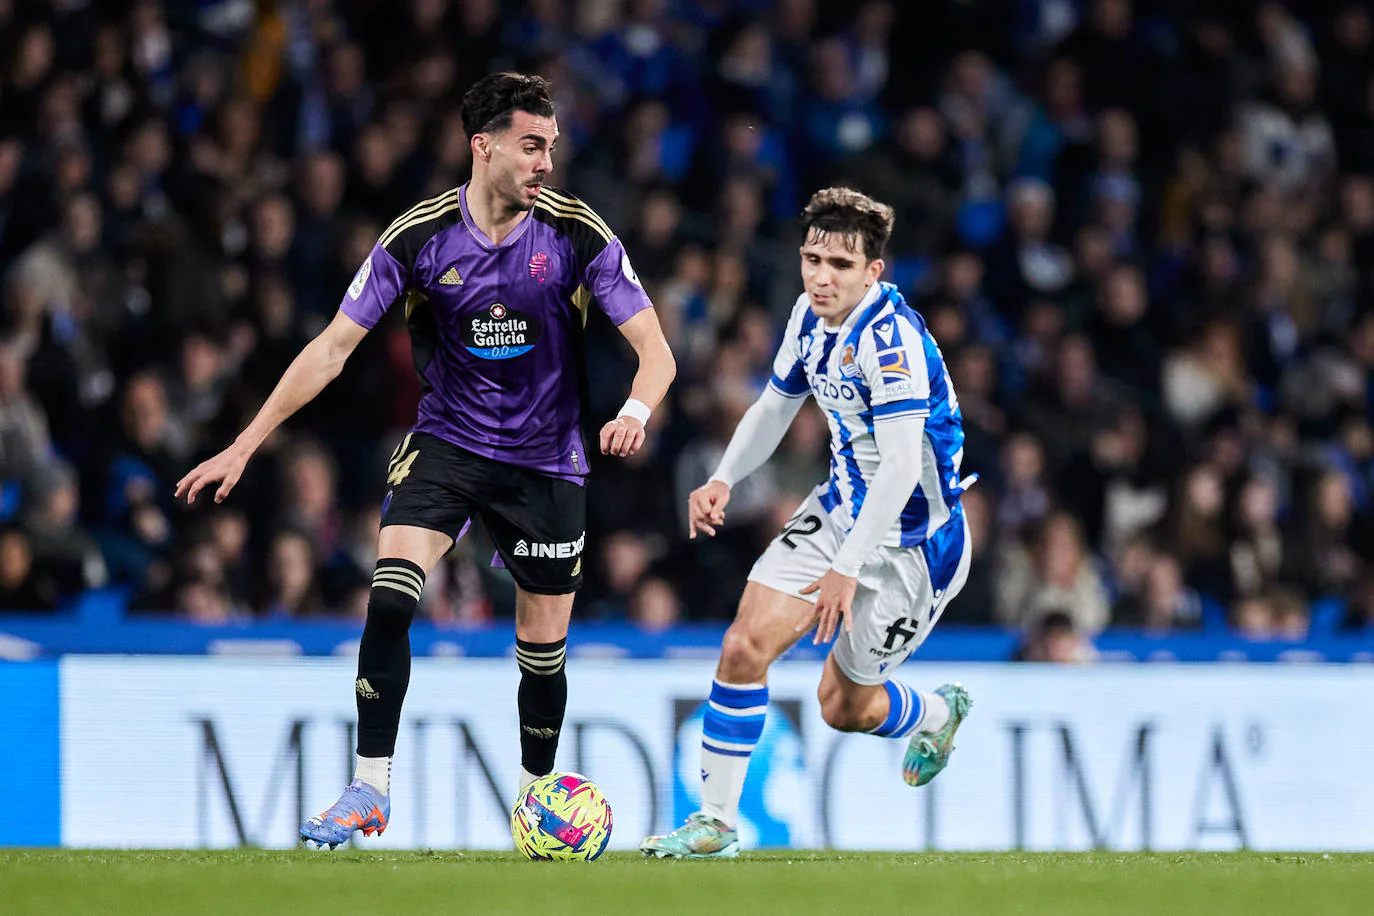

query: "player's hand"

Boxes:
[599, 416, 646, 457]
[799, 568, 858, 645]
[687, 480, 731, 539]
[175, 445, 252, 505]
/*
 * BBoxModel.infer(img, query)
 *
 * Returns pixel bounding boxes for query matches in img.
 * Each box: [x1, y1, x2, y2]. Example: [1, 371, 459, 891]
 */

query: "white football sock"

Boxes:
[700, 746, 752, 829]
[698, 679, 768, 829]
[355, 755, 391, 795]
[916, 691, 950, 734]
[519, 767, 539, 794]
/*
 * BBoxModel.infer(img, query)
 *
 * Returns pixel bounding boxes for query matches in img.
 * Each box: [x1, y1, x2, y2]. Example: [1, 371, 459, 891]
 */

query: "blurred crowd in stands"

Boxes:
[3, 0, 1374, 651]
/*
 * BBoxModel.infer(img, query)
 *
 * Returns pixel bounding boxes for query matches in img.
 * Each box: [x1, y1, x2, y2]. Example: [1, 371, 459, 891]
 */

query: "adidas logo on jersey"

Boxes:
[439, 267, 464, 285]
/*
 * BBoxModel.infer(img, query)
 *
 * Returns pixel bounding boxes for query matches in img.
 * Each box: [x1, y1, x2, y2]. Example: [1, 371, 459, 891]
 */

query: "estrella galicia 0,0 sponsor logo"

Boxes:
[462, 302, 541, 359]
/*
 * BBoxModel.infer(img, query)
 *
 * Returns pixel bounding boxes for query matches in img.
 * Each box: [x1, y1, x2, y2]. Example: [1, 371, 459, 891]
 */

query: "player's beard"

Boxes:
[508, 174, 543, 212]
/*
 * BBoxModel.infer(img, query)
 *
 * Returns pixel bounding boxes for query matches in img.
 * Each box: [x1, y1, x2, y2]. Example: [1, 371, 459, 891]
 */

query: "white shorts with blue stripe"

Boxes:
[747, 491, 972, 685]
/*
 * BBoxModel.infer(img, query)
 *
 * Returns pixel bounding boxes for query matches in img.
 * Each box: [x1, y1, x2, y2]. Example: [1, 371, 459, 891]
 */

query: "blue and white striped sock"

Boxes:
[699, 679, 767, 828]
[869, 680, 926, 738]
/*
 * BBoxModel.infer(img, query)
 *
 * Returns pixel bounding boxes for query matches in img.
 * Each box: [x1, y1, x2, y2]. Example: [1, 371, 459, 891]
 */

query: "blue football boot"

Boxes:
[300, 779, 389, 850]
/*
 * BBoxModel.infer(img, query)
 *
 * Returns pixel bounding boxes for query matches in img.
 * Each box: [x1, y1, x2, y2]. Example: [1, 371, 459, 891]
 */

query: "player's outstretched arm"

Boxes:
[175, 312, 369, 505]
[689, 386, 808, 538]
[600, 308, 676, 457]
[802, 415, 927, 643]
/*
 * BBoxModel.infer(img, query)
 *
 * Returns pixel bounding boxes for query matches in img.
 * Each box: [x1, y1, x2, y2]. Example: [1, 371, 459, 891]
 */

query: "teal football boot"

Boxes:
[640, 812, 739, 859]
[903, 683, 972, 787]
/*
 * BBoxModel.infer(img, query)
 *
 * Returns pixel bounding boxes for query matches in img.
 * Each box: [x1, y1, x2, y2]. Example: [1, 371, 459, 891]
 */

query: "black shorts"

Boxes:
[379, 432, 585, 595]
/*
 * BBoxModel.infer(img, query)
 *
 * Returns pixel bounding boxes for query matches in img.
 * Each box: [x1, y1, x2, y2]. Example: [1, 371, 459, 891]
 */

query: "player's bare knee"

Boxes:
[718, 625, 770, 683]
[515, 590, 575, 643]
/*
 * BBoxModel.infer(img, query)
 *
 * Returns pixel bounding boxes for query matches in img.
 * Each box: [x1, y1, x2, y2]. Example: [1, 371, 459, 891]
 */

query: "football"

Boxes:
[510, 773, 614, 861]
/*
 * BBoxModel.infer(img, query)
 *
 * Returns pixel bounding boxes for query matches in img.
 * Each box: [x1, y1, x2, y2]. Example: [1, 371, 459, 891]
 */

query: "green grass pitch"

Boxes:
[3, 850, 1372, 915]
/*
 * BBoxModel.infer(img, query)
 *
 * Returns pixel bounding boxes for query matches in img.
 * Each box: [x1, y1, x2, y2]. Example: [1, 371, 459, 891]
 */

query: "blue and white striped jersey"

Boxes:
[767, 281, 973, 548]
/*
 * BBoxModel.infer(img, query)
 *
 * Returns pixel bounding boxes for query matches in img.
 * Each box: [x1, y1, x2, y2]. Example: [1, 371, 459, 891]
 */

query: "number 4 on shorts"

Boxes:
[387, 434, 420, 486]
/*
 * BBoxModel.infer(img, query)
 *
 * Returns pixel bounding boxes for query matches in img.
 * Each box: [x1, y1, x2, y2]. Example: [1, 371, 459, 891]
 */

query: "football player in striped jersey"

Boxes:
[642, 188, 972, 858]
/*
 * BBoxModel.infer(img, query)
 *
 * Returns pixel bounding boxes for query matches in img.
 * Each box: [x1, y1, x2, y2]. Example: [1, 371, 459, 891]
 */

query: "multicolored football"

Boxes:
[511, 772, 614, 861]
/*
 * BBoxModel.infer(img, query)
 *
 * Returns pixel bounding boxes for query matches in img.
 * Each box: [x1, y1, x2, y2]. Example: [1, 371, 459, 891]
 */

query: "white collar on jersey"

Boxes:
[818, 281, 886, 334]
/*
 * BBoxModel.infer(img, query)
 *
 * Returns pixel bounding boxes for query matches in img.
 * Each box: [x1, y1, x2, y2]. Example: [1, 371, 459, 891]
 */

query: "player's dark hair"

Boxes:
[461, 72, 555, 139]
[800, 187, 896, 262]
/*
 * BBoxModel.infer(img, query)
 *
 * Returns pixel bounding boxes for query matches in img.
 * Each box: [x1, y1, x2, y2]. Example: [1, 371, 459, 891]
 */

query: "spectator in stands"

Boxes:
[768, 402, 829, 500]
[985, 178, 1074, 317]
[178, 576, 237, 625]
[1283, 469, 1363, 599]
[0, 527, 53, 611]
[1090, 263, 1160, 398]
[1023, 335, 1121, 470]
[1162, 317, 1249, 429]
[1015, 610, 1098, 663]
[92, 372, 183, 588]
[629, 576, 682, 632]
[0, 342, 51, 489]
[1162, 463, 1231, 599]
[257, 528, 323, 619]
[22, 461, 107, 603]
[1270, 586, 1311, 640]
[275, 440, 341, 559]
[1016, 56, 1091, 184]
[1238, 61, 1334, 193]
[800, 38, 885, 176]
[206, 508, 252, 611]
[1228, 473, 1285, 601]
[1058, 405, 1167, 552]
[947, 343, 1005, 484]
[939, 50, 1028, 179]
[1232, 594, 1277, 640]
[1114, 552, 1204, 633]
[995, 431, 1052, 546]
[1340, 571, 1374, 631]
[997, 511, 1110, 634]
[166, 332, 233, 445]
[848, 105, 960, 257]
[583, 530, 656, 623]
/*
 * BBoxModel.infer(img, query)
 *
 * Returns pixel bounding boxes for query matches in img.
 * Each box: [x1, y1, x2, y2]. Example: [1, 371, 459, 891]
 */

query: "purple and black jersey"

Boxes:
[341, 183, 652, 480]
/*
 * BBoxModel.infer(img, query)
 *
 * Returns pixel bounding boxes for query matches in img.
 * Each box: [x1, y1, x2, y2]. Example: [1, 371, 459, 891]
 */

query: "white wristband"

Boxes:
[617, 397, 652, 425]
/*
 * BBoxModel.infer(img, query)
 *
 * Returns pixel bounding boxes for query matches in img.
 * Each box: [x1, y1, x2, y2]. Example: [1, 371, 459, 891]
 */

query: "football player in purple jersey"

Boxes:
[176, 73, 675, 849]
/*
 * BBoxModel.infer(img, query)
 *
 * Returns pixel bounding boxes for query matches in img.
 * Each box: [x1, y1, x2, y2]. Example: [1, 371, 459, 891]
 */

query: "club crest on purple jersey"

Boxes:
[528, 251, 551, 283]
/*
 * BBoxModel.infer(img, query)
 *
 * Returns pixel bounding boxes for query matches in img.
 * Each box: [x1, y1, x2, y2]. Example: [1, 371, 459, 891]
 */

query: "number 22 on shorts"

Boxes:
[780, 514, 821, 549]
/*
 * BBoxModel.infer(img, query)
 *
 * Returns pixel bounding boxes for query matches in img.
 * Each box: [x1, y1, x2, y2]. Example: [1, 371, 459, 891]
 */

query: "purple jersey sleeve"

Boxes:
[584, 237, 652, 326]
[339, 243, 409, 329]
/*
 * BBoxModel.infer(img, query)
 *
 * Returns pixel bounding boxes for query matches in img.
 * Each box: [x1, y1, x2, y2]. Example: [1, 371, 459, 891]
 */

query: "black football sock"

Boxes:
[516, 637, 568, 777]
[355, 559, 425, 759]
